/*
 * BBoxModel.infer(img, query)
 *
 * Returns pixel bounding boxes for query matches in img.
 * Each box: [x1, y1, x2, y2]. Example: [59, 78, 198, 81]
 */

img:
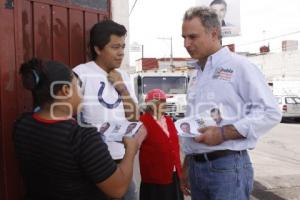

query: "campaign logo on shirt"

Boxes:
[212, 67, 234, 81]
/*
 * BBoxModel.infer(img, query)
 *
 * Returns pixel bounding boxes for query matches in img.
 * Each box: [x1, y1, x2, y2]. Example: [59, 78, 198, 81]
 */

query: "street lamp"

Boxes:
[130, 42, 144, 59]
[157, 37, 173, 67]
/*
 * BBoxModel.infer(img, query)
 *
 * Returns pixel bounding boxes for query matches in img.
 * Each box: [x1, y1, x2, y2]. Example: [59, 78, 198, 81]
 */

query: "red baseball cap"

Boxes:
[145, 89, 167, 102]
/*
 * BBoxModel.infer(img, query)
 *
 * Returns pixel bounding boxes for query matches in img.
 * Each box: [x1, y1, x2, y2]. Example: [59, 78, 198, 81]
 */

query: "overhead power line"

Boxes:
[237, 30, 300, 47]
[129, 0, 138, 16]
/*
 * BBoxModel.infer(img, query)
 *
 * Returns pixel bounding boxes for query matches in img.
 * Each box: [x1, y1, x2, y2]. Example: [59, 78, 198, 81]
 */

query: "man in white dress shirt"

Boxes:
[180, 6, 282, 200]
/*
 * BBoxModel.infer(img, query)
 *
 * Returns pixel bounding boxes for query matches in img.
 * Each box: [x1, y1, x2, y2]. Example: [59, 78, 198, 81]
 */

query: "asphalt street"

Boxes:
[250, 120, 300, 200]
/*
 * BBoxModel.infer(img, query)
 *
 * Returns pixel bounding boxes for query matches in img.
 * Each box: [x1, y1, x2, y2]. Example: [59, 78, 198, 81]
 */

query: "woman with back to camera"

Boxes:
[13, 58, 144, 200]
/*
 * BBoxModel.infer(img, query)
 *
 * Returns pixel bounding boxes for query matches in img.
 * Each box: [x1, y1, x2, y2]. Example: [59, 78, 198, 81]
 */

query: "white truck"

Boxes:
[270, 81, 300, 121]
[132, 70, 189, 119]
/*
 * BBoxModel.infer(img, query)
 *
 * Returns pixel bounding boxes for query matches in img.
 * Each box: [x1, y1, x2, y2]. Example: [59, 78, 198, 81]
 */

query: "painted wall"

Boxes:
[111, 0, 130, 71]
[248, 50, 300, 82]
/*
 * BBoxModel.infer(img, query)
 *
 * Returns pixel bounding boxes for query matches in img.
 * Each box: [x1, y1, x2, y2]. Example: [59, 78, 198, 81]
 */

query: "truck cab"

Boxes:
[133, 70, 188, 119]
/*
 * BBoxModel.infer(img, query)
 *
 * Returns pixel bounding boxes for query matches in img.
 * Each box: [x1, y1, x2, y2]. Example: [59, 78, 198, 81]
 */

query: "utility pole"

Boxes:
[157, 37, 173, 67]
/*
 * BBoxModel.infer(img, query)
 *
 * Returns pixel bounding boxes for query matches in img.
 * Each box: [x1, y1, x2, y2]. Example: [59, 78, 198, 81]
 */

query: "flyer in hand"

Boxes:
[175, 112, 217, 138]
[98, 121, 142, 142]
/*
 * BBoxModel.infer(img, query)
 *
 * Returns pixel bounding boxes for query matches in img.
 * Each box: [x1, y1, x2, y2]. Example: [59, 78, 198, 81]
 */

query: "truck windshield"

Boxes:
[142, 76, 187, 94]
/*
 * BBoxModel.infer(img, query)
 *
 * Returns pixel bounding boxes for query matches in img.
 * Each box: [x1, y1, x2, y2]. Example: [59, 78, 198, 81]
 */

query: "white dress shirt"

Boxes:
[181, 47, 282, 155]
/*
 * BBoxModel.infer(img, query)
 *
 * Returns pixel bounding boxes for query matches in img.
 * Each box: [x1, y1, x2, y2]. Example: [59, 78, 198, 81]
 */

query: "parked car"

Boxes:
[276, 95, 300, 121]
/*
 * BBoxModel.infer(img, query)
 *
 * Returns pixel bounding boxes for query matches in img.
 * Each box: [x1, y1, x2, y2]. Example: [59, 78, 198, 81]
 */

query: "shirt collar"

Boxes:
[193, 61, 201, 70]
[209, 47, 231, 68]
[90, 61, 108, 75]
[194, 47, 230, 70]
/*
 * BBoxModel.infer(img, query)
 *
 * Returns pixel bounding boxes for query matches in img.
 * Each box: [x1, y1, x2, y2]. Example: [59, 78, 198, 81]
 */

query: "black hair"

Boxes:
[89, 20, 127, 60]
[210, 108, 221, 114]
[19, 58, 74, 107]
[210, 0, 227, 9]
[180, 122, 190, 128]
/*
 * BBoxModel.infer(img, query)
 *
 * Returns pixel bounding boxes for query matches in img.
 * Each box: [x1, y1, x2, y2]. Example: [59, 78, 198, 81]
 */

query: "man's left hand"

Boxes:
[194, 126, 223, 146]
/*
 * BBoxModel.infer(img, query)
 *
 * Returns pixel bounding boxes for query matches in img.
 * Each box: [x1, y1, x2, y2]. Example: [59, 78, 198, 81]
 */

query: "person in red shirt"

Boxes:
[139, 89, 183, 200]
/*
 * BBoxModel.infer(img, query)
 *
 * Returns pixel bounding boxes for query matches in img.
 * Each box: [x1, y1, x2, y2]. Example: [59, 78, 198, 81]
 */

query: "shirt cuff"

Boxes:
[232, 120, 250, 138]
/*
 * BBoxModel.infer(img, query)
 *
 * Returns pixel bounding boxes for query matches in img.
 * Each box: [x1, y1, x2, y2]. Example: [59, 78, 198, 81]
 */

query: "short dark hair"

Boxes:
[210, 108, 221, 114]
[180, 122, 190, 128]
[89, 20, 127, 60]
[19, 58, 74, 107]
[210, 0, 227, 9]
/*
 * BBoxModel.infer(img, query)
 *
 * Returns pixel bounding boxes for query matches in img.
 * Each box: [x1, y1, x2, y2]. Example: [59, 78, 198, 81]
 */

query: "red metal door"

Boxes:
[0, 0, 111, 199]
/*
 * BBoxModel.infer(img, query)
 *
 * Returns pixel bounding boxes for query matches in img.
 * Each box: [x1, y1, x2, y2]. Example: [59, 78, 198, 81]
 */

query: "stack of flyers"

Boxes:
[98, 121, 142, 142]
[175, 114, 217, 138]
